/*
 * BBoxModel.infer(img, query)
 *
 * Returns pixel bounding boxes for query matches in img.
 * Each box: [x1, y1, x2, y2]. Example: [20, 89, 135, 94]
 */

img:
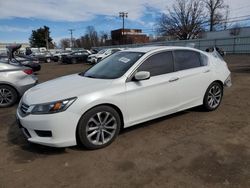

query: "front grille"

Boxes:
[20, 103, 30, 115]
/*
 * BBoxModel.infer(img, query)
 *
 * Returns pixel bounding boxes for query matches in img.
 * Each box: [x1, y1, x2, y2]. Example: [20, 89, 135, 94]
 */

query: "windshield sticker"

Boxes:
[119, 57, 130, 63]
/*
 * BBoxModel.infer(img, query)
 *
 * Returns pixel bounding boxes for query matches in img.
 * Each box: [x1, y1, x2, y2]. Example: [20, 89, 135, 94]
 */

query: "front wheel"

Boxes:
[203, 82, 223, 111]
[77, 106, 121, 149]
[72, 58, 77, 64]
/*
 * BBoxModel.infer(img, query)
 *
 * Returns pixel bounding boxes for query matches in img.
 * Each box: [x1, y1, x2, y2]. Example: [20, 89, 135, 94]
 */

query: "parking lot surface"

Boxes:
[0, 55, 250, 188]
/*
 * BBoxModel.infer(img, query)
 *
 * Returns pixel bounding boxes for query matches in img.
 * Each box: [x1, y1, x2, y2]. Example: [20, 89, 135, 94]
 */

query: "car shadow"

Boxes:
[7, 106, 205, 155]
[120, 105, 207, 135]
[7, 119, 66, 158]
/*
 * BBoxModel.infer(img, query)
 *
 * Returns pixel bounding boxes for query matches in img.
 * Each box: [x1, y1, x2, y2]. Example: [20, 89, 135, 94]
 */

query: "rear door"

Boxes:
[125, 51, 180, 125]
[173, 50, 213, 109]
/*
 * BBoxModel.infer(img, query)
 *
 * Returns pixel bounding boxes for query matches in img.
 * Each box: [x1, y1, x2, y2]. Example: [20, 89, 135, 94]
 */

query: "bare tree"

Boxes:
[157, 0, 205, 40]
[86, 26, 99, 47]
[60, 38, 71, 49]
[203, 0, 228, 31]
[223, 5, 230, 30]
[99, 31, 109, 45]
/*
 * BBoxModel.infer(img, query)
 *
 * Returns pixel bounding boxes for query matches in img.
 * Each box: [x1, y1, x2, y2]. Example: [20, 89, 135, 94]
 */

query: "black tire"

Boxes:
[203, 82, 223, 111]
[72, 58, 77, 64]
[0, 85, 18, 108]
[46, 58, 51, 63]
[77, 105, 121, 149]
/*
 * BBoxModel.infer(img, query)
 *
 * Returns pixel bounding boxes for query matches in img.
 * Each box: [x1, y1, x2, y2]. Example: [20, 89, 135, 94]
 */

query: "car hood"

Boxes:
[88, 54, 103, 58]
[22, 74, 113, 105]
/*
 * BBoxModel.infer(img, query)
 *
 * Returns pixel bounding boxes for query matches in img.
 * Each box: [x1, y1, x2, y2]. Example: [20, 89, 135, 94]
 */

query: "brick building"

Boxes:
[111, 28, 149, 45]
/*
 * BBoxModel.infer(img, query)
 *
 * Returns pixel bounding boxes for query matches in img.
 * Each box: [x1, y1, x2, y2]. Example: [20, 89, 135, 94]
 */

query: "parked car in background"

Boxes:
[90, 48, 99, 54]
[1, 45, 41, 72]
[52, 50, 72, 62]
[14, 56, 41, 72]
[206, 46, 225, 57]
[87, 48, 121, 64]
[61, 50, 91, 64]
[16, 46, 231, 149]
[0, 61, 37, 107]
[31, 51, 53, 63]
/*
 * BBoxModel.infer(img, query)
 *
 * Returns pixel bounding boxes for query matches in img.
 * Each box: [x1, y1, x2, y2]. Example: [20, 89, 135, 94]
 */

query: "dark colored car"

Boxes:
[61, 50, 91, 64]
[30, 51, 54, 63]
[2, 45, 41, 72]
[52, 50, 72, 62]
[14, 56, 41, 72]
[205, 47, 225, 57]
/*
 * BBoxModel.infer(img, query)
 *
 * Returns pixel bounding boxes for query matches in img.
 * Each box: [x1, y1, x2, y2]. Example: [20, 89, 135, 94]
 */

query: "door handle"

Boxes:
[203, 69, 211, 73]
[169, 77, 179, 82]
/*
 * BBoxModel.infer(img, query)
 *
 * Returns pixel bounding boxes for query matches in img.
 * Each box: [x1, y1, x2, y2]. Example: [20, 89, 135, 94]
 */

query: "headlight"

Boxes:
[30, 97, 77, 114]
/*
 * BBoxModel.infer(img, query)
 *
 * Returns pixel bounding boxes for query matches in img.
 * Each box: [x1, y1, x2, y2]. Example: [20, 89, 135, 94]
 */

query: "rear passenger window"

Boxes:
[174, 50, 203, 71]
[138, 51, 174, 76]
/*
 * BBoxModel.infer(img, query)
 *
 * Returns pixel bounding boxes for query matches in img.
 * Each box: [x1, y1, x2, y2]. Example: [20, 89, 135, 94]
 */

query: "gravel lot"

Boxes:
[0, 55, 250, 188]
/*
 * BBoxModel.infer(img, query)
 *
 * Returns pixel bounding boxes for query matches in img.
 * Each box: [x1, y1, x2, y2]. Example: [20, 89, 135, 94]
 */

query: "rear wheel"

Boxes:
[0, 85, 18, 108]
[203, 82, 223, 111]
[72, 58, 77, 64]
[77, 105, 121, 149]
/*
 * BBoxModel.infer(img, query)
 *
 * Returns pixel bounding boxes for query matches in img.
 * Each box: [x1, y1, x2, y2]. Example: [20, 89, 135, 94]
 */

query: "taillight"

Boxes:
[23, 69, 33, 75]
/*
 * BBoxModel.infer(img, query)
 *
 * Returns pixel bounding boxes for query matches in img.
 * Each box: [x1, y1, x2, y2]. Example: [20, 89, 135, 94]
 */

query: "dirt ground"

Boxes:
[0, 55, 250, 188]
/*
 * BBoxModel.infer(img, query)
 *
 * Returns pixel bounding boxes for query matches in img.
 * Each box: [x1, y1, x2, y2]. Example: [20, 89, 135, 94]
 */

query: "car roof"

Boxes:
[123, 46, 200, 53]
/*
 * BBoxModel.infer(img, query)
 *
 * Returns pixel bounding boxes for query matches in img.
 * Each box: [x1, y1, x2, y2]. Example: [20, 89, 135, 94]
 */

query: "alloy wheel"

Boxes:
[0, 88, 14, 105]
[86, 111, 117, 146]
[207, 85, 222, 109]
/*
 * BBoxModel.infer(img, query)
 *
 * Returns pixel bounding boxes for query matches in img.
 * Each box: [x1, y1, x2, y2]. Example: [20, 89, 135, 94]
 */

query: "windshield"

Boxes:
[98, 49, 107, 54]
[82, 51, 144, 79]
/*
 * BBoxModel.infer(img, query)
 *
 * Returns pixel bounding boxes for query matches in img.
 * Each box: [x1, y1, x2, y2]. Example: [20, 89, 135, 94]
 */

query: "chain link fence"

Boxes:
[96, 36, 250, 54]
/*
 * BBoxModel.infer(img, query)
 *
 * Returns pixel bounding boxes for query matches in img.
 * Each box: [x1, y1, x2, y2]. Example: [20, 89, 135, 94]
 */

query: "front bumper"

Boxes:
[87, 57, 97, 63]
[16, 109, 79, 147]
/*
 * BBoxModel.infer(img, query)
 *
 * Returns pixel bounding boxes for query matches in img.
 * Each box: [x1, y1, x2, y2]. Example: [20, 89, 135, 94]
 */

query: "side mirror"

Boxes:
[134, 71, 150, 81]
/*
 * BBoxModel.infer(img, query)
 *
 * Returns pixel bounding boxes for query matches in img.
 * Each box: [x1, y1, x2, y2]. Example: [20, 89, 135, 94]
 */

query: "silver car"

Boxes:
[0, 61, 37, 107]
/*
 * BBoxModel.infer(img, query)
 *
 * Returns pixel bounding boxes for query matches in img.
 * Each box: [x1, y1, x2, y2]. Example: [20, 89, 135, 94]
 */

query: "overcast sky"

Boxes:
[0, 0, 249, 43]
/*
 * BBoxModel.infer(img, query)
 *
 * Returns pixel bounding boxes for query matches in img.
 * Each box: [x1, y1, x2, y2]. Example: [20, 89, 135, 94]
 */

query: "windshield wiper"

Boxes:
[84, 75, 97, 78]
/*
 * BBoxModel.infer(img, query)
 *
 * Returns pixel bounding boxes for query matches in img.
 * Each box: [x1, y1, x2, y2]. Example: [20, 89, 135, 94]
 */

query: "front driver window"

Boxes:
[137, 51, 174, 77]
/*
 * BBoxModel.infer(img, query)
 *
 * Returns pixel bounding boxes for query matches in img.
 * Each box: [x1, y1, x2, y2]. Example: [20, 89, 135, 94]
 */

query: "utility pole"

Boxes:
[68, 29, 75, 48]
[119, 12, 128, 44]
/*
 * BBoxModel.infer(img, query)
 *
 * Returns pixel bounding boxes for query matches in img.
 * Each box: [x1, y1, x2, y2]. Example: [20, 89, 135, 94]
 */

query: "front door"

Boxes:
[125, 51, 181, 126]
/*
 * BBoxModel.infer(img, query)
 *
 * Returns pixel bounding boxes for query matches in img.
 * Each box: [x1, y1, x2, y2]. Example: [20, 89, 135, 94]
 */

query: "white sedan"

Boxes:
[16, 46, 231, 149]
[87, 48, 121, 64]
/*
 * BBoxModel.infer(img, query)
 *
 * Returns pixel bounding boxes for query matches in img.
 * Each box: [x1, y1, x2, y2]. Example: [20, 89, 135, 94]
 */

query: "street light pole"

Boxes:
[45, 28, 49, 50]
[119, 12, 128, 44]
[68, 29, 75, 48]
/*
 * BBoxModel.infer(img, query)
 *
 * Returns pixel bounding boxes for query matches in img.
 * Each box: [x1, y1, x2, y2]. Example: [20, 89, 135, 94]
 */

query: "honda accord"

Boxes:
[16, 46, 231, 149]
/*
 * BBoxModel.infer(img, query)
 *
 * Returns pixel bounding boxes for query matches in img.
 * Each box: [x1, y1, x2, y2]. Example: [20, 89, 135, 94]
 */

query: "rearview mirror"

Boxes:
[134, 71, 150, 81]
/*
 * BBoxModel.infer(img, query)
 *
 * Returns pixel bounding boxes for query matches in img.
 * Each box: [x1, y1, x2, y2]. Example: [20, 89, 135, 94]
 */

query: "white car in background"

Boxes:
[17, 46, 231, 149]
[87, 48, 121, 64]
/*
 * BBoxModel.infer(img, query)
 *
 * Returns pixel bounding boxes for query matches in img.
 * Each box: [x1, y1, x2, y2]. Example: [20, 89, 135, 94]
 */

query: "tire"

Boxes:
[77, 105, 121, 149]
[46, 58, 51, 63]
[72, 58, 77, 64]
[203, 82, 223, 111]
[0, 85, 18, 108]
